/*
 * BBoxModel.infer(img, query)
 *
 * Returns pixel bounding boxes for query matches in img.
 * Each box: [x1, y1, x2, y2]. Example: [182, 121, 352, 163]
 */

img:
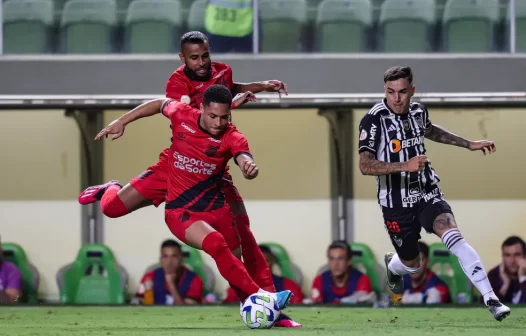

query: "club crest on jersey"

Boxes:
[415, 115, 424, 128]
[359, 129, 367, 141]
[389, 136, 424, 153]
[403, 119, 410, 130]
[205, 145, 220, 157]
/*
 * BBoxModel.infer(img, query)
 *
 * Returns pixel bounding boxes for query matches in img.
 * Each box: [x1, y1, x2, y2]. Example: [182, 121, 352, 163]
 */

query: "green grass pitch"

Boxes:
[0, 306, 524, 336]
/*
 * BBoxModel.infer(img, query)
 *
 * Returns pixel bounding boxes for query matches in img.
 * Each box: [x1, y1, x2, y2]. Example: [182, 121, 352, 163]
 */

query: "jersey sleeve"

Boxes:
[421, 103, 432, 130]
[358, 113, 381, 154]
[186, 275, 204, 302]
[227, 129, 252, 165]
[310, 275, 324, 303]
[224, 66, 234, 92]
[355, 274, 373, 293]
[283, 278, 305, 304]
[161, 99, 194, 121]
[166, 72, 192, 103]
[5, 266, 22, 291]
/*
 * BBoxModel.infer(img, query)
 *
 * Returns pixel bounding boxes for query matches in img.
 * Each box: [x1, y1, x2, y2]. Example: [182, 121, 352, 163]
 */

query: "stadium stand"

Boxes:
[60, 0, 117, 53]
[125, 0, 183, 53]
[259, 0, 308, 52]
[442, 0, 500, 52]
[316, 0, 373, 52]
[2, 0, 54, 54]
[0, 0, 518, 53]
[378, 0, 436, 52]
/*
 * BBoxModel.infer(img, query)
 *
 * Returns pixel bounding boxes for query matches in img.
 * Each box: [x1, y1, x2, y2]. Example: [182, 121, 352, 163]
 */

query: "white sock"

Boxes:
[388, 253, 419, 276]
[442, 228, 496, 305]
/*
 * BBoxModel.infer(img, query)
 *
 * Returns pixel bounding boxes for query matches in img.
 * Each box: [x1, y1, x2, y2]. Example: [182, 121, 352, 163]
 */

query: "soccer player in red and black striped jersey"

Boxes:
[99, 85, 294, 311]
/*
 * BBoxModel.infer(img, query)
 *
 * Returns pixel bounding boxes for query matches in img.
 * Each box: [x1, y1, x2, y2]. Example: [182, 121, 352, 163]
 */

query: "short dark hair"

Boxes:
[180, 31, 208, 51]
[203, 84, 232, 106]
[384, 65, 413, 83]
[259, 245, 274, 257]
[418, 241, 429, 258]
[161, 239, 181, 250]
[502, 236, 526, 254]
[328, 240, 352, 260]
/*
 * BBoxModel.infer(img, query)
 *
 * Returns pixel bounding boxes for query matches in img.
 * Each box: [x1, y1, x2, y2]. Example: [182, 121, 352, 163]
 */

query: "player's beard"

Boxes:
[184, 64, 212, 82]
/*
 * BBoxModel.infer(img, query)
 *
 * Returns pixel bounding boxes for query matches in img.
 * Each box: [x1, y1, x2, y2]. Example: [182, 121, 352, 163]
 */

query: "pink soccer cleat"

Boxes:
[78, 180, 122, 205]
[274, 312, 303, 328]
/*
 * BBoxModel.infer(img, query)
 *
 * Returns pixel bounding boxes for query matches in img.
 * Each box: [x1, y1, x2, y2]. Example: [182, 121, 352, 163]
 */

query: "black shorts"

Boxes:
[381, 186, 453, 261]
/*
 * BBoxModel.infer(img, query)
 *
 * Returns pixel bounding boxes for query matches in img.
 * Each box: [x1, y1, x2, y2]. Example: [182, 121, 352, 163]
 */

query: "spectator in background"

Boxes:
[136, 239, 204, 305]
[401, 241, 451, 304]
[223, 245, 304, 303]
[204, 0, 257, 53]
[310, 241, 374, 304]
[487, 236, 526, 304]
[0, 236, 22, 304]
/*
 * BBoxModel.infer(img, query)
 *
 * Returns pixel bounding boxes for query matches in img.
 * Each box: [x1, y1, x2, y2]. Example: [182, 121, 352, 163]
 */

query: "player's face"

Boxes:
[502, 243, 524, 274]
[179, 42, 212, 80]
[384, 78, 415, 114]
[200, 102, 231, 136]
[160, 247, 183, 274]
[327, 248, 351, 278]
[410, 252, 428, 282]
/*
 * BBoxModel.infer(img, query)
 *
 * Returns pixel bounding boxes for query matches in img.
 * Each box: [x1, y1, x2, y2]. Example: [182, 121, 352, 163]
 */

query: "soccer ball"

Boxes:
[240, 293, 280, 329]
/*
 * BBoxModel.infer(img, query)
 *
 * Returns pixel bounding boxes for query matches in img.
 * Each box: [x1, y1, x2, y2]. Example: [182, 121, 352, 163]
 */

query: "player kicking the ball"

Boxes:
[102, 85, 292, 310]
[358, 66, 510, 321]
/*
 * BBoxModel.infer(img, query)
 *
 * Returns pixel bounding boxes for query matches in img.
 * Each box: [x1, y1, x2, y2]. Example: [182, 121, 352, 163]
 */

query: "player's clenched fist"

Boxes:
[241, 160, 259, 180]
[405, 155, 428, 172]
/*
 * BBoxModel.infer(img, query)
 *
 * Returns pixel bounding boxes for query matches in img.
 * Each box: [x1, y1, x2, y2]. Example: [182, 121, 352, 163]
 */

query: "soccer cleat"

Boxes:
[78, 180, 122, 205]
[487, 299, 511, 321]
[274, 312, 302, 328]
[269, 290, 293, 310]
[384, 252, 404, 295]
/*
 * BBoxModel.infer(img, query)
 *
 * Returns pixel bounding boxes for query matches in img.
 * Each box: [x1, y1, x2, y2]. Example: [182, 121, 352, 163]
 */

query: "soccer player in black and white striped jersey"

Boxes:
[358, 66, 510, 321]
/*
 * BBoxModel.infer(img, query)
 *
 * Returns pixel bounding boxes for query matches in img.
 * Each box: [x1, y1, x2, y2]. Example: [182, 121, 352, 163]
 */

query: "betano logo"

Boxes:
[389, 136, 424, 153]
[173, 151, 217, 175]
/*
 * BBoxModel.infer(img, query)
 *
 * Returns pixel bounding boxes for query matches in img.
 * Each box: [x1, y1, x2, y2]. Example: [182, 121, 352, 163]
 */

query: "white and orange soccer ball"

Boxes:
[240, 293, 280, 329]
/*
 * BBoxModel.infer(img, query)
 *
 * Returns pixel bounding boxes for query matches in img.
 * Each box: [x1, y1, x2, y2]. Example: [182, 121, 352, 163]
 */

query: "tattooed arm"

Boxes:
[359, 152, 407, 176]
[424, 123, 470, 148]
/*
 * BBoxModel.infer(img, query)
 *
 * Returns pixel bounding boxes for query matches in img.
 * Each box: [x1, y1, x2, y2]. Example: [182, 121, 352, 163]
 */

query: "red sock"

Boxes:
[100, 185, 130, 218]
[201, 231, 259, 300]
[236, 215, 276, 292]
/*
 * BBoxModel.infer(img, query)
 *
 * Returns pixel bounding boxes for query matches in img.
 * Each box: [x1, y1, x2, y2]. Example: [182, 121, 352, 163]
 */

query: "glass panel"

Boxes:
[0, 0, 517, 54]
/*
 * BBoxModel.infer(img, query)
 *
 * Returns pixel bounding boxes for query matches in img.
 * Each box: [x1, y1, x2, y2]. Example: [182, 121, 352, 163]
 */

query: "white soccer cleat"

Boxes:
[487, 299, 511, 321]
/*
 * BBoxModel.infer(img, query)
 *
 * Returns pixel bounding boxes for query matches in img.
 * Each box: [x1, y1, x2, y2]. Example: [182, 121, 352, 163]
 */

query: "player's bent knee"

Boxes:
[201, 231, 229, 257]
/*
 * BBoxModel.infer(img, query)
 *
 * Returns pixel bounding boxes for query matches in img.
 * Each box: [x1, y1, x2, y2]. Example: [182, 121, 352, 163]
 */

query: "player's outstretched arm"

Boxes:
[425, 123, 496, 155]
[95, 99, 165, 140]
[236, 154, 259, 180]
[424, 123, 471, 148]
[359, 152, 428, 175]
[232, 80, 288, 98]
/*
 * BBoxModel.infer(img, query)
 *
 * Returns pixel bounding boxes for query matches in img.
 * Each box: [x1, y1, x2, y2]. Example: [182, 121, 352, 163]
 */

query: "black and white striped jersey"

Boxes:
[358, 98, 441, 208]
